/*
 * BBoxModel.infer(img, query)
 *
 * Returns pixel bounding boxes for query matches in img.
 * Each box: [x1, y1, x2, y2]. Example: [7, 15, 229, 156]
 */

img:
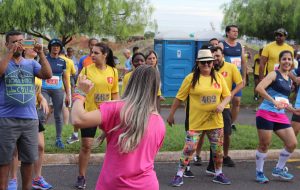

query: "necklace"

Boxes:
[16, 63, 24, 78]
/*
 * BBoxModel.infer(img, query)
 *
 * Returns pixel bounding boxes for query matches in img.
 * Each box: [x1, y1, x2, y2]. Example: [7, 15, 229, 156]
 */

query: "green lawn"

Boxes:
[44, 123, 300, 154]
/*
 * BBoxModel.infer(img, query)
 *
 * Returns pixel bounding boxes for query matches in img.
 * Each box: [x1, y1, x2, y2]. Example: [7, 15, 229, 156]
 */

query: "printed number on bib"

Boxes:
[45, 76, 59, 86]
[94, 93, 110, 103]
[201, 95, 216, 104]
[230, 57, 241, 69]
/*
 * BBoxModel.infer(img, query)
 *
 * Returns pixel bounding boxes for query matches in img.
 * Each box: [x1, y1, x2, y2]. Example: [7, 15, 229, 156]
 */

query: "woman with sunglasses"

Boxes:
[168, 49, 232, 186]
[254, 50, 297, 183]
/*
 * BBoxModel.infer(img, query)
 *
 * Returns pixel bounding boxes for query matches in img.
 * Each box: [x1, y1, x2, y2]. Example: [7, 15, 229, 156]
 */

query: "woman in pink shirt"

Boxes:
[71, 65, 165, 190]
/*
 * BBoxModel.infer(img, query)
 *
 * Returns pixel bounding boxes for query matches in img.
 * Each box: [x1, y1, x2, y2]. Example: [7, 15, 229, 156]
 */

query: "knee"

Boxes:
[285, 141, 297, 152]
[232, 98, 241, 107]
[38, 144, 44, 153]
[258, 143, 270, 152]
[81, 142, 92, 153]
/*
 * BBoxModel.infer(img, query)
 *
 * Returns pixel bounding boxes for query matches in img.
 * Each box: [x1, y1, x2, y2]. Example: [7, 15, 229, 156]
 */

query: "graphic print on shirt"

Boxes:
[5, 68, 35, 105]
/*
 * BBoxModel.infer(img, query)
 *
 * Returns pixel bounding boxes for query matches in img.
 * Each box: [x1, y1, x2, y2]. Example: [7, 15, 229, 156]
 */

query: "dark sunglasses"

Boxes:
[275, 33, 284, 37]
[199, 60, 213, 65]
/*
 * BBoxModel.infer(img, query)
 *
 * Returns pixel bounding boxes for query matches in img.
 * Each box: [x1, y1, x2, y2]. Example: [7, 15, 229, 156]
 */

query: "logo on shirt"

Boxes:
[221, 71, 228, 77]
[107, 77, 113, 84]
[213, 83, 220, 89]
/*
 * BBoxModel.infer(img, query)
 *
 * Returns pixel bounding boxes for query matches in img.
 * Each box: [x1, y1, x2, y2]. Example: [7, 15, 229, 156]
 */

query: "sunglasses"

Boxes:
[198, 60, 213, 65]
[275, 33, 284, 37]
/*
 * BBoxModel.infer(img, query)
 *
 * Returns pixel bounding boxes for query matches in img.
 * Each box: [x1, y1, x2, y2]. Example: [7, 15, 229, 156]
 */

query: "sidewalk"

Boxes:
[45, 106, 298, 165]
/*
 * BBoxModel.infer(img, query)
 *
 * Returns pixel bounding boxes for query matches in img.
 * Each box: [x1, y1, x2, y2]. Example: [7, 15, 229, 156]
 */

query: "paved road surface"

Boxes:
[15, 160, 300, 189]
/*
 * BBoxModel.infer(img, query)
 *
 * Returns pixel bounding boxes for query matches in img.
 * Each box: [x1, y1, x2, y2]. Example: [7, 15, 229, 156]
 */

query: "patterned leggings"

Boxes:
[178, 128, 224, 172]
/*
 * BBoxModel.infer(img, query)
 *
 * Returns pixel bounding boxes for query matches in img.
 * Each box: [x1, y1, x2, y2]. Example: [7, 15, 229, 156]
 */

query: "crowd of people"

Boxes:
[1, 25, 300, 190]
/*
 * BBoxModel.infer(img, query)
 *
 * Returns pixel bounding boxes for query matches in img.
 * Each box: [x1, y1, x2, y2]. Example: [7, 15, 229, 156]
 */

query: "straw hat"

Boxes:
[196, 49, 215, 61]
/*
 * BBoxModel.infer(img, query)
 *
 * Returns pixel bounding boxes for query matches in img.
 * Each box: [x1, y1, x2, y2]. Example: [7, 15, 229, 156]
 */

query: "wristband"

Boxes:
[74, 87, 86, 97]
[72, 93, 86, 103]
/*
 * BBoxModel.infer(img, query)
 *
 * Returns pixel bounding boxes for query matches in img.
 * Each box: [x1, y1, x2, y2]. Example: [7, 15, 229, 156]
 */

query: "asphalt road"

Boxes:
[15, 160, 300, 190]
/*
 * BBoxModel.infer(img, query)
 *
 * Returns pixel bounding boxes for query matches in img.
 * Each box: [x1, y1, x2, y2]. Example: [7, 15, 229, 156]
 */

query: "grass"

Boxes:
[44, 123, 300, 154]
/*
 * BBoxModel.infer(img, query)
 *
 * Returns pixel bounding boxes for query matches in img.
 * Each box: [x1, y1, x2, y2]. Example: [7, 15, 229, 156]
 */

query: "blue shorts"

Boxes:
[256, 116, 291, 131]
[232, 83, 242, 97]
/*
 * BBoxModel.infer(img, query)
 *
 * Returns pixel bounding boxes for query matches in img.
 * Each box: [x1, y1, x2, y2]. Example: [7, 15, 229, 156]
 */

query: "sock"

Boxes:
[176, 170, 183, 177]
[256, 150, 267, 172]
[186, 165, 190, 171]
[276, 149, 292, 169]
[215, 168, 222, 176]
[73, 132, 78, 138]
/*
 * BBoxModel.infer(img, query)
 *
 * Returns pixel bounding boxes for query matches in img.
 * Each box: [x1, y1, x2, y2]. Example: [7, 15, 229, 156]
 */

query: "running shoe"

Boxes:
[7, 178, 17, 190]
[183, 168, 195, 178]
[272, 167, 294, 180]
[193, 155, 202, 166]
[256, 171, 269, 184]
[212, 173, 231, 185]
[170, 175, 183, 187]
[67, 134, 79, 144]
[206, 164, 215, 175]
[55, 139, 65, 149]
[223, 156, 235, 167]
[75, 176, 86, 189]
[32, 176, 53, 190]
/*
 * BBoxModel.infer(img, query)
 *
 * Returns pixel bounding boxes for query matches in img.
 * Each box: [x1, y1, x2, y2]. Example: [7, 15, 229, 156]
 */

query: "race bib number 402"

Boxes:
[200, 95, 216, 104]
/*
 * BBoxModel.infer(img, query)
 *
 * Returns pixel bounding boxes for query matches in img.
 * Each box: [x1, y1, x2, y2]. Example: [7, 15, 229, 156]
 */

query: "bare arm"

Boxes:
[0, 42, 21, 76]
[167, 98, 182, 126]
[231, 82, 243, 97]
[241, 47, 247, 81]
[216, 95, 232, 113]
[259, 56, 268, 81]
[111, 92, 120, 100]
[34, 44, 52, 79]
[71, 99, 102, 128]
[256, 71, 278, 106]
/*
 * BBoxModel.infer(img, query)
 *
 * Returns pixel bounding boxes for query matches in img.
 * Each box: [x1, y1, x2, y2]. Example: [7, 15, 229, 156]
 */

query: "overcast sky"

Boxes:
[150, 0, 231, 34]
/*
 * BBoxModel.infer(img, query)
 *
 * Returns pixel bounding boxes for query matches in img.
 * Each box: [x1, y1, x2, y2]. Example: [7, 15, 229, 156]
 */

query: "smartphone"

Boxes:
[23, 40, 35, 49]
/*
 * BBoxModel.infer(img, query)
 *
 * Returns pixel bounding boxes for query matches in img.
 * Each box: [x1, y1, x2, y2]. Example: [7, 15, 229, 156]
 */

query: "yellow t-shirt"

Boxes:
[35, 77, 42, 105]
[262, 42, 294, 73]
[60, 55, 76, 88]
[218, 62, 243, 108]
[80, 64, 119, 111]
[253, 54, 267, 76]
[122, 71, 162, 96]
[176, 72, 231, 131]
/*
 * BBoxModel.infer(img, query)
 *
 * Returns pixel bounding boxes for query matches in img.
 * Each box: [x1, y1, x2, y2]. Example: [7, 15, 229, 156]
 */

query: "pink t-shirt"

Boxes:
[96, 101, 166, 190]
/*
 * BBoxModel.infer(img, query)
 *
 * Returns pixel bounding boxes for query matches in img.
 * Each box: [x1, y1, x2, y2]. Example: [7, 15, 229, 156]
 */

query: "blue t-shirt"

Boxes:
[125, 57, 132, 71]
[0, 58, 41, 119]
[259, 70, 292, 113]
[78, 55, 88, 72]
[222, 41, 243, 72]
[42, 55, 66, 89]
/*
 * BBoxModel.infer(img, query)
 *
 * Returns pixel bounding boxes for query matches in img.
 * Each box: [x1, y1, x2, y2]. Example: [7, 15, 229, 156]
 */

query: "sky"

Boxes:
[150, 0, 231, 34]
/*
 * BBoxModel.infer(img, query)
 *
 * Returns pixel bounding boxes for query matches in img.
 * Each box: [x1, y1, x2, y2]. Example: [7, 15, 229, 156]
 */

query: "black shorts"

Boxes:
[81, 127, 98, 138]
[223, 109, 232, 136]
[254, 75, 259, 80]
[292, 114, 300, 122]
[256, 116, 291, 131]
[38, 120, 45, 132]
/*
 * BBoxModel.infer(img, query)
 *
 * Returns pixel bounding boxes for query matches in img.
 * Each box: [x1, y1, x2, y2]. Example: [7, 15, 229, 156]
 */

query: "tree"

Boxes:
[221, 0, 300, 41]
[0, 0, 153, 45]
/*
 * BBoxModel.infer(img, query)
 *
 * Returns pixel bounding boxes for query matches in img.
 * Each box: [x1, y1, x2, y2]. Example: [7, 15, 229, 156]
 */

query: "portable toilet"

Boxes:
[154, 31, 195, 97]
[195, 30, 224, 52]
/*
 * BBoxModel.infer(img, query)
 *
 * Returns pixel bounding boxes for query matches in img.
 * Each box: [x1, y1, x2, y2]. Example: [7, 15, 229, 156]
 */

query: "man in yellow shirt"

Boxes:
[259, 28, 294, 80]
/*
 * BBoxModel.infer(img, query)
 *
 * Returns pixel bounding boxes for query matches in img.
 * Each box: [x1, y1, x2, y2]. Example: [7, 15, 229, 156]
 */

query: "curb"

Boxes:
[43, 149, 300, 165]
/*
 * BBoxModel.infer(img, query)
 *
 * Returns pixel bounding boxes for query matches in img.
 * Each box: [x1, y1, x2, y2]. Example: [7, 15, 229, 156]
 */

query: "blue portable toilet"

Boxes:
[154, 31, 195, 97]
[195, 30, 224, 52]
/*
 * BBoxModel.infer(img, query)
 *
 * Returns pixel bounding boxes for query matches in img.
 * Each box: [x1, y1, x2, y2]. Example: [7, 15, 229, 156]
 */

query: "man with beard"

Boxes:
[0, 30, 52, 190]
[259, 28, 294, 80]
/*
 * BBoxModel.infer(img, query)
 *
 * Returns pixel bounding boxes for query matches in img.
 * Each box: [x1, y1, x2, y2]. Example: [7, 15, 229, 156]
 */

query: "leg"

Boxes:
[206, 128, 224, 174]
[0, 164, 10, 190]
[20, 162, 33, 190]
[291, 120, 300, 136]
[231, 96, 241, 124]
[222, 109, 235, 167]
[9, 149, 18, 180]
[195, 131, 205, 156]
[51, 89, 64, 147]
[62, 106, 70, 125]
[34, 132, 44, 178]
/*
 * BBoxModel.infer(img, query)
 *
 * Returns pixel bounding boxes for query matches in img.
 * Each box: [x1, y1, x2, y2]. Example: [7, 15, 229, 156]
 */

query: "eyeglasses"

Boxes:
[198, 61, 213, 65]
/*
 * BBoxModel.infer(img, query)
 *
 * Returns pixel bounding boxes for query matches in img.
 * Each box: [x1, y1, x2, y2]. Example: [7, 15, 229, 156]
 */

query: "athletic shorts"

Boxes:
[81, 126, 98, 138]
[232, 83, 242, 97]
[0, 118, 39, 165]
[37, 108, 46, 133]
[223, 108, 232, 135]
[292, 114, 300, 122]
[256, 116, 291, 131]
[254, 75, 259, 80]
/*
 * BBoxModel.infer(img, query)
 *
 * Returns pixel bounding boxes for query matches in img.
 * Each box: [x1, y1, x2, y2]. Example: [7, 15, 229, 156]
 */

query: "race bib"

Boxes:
[94, 93, 110, 103]
[45, 76, 59, 86]
[230, 57, 242, 69]
[200, 95, 216, 104]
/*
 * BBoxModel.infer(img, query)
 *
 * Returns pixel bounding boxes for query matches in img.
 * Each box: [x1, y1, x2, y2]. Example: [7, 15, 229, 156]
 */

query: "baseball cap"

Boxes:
[274, 28, 288, 36]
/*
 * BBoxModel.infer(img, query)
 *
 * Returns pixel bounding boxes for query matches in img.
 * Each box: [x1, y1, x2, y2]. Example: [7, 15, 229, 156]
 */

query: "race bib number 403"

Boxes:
[200, 95, 216, 104]
[45, 76, 59, 86]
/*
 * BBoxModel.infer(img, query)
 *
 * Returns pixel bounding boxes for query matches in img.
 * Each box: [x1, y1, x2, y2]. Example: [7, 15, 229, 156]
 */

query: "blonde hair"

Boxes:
[110, 65, 160, 153]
